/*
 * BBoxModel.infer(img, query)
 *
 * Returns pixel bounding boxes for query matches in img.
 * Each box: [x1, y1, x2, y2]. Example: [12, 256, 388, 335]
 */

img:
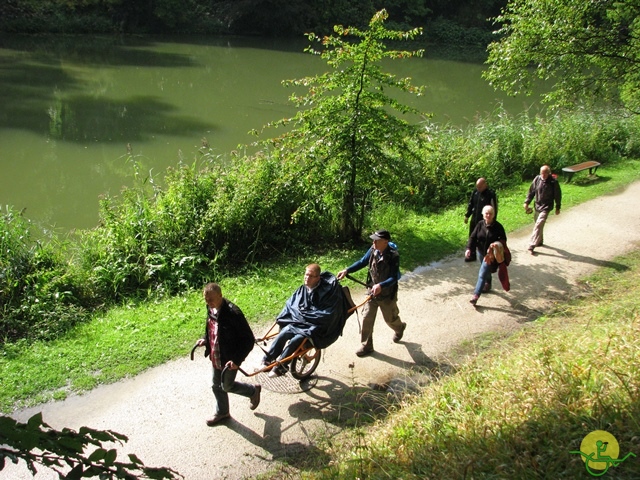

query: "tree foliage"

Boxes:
[484, 0, 640, 113]
[255, 9, 427, 240]
[0, 207, 90, 343]
[0, 413, 181, 479]
[0, 0, 505, 40]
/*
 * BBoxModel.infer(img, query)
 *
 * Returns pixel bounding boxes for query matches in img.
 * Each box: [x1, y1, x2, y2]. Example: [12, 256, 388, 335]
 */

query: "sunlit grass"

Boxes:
[2, 159, 640, 413]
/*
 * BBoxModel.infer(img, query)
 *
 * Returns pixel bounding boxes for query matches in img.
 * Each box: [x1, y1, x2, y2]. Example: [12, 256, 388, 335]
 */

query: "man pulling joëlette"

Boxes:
[337, 229, 406, 357]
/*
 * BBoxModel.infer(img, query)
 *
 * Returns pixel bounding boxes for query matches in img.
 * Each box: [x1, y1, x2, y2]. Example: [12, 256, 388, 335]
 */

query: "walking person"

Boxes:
[337, 229, 406, 357]
[464, 178, 498, 261]
[194, 282, 261, 426]
[466, 205, 507, 306]
[523, 165, 562, 255]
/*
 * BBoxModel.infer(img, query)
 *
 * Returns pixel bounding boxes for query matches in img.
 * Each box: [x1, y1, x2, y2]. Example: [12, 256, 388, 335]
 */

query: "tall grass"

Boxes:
[305, 251, 640, 479]
[0, 206, 89, 343]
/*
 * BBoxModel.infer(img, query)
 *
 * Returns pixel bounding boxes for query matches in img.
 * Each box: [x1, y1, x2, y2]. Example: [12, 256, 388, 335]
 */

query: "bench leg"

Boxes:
[564, 172, 574, 183]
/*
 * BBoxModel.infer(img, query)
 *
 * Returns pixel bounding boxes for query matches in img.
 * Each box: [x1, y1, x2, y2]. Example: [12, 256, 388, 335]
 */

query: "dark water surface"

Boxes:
[0, 35, 539, 231]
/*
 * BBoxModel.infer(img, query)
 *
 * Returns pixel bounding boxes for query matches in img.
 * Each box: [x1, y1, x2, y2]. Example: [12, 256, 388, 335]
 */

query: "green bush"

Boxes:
[79, 107, 640, 305]
[425, 17, 495, 46]
[77, 153, 318, 300]
[0, 207, 88, 343]
[400, 107, 640, 212]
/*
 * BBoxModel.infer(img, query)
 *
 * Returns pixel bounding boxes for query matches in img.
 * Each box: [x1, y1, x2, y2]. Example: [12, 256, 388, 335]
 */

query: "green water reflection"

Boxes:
[0, 35, 541, 231]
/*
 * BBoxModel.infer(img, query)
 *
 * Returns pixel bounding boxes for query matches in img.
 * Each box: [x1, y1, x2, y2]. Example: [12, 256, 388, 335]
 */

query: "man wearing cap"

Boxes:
[337, 229, 405, 357]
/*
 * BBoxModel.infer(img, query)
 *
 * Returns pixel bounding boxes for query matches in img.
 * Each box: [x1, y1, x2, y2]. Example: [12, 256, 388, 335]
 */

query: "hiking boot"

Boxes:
[258, 359, 273, 373]
[470, 294, 479, 306]
[206, 413, 231, 426]
[268, 365, 287, 378]
[482, 282, 491, 293]
[356, 345, 373, 357]
[249, 385, 261, 410]
[528, 248, 535, 255]
[393, 322, 407, 343]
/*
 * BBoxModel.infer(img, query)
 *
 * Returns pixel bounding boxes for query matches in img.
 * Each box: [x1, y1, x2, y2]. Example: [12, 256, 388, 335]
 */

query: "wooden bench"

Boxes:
[561, 161, 601, 182]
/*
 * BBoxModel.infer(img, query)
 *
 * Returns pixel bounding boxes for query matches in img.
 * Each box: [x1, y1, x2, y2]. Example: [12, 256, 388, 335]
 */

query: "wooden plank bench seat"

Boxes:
[561, 161, 601, 182]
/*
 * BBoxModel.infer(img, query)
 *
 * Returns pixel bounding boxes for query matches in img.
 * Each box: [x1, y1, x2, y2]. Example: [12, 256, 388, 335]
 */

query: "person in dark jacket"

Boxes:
[523, 165, 562, 255]
[337, 229, 405, 357]
[464, 178, 498, 262]
[262, 264, 350, 377]
[195, 282, 260, 426]
[465, 206, 507, 306]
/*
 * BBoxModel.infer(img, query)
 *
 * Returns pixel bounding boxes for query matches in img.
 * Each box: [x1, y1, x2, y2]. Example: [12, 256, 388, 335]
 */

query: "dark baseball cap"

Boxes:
[370, 229, 391, 241]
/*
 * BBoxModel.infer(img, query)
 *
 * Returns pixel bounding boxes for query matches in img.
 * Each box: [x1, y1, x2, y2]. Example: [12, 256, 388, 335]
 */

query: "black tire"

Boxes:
[290, 347, 321, 380]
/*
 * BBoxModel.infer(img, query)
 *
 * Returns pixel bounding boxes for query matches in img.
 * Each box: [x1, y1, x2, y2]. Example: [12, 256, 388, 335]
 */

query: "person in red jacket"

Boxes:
[195, 282, 261, 426]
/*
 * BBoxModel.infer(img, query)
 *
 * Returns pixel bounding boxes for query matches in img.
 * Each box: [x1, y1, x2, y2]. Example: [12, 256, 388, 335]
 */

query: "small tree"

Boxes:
[484, 0, 640, 113]
[255, 9, 428, 240]
[0, 413, 181, 479]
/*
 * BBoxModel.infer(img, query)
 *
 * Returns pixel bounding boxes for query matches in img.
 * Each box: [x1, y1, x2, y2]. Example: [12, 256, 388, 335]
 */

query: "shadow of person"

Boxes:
[372, 343, 455, 394]
[286, 375, 364, 425]
[224, 412, 331, 468]
[367, 350, 410, 369]
[403, 341, 445, 370]
[471, 294, 542, 322]
[281, 349, 457, 423]
[286, 374, 391, 425]
[542, 245, 630, 272]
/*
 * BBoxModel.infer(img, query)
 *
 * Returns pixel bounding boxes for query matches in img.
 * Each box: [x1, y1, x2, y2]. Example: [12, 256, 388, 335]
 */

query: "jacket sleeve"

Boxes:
[202, 308, 211, 359]
[218, 300, 255, 365]
[466, 222, 480, 251]
[465, 191, 475, 218]
[492, 190, 498, 219]
[498, 223, 507, 243]
[346, 248, 372, 274]
[554, 180, 562, 210]
[224, 301, 255, 366]
[525, 177, 537, 205]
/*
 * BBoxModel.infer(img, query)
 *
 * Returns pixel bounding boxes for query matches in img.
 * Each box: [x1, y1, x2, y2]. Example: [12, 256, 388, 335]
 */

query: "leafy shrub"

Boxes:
[69, 106, 640, 305]
[400, 106, 640, 213]
[0, 207, 88, 343]
[425, 17, 494, 46]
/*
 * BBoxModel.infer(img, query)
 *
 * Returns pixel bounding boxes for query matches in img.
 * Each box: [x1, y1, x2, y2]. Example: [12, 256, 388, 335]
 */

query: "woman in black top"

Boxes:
[465, 206, 507, 306]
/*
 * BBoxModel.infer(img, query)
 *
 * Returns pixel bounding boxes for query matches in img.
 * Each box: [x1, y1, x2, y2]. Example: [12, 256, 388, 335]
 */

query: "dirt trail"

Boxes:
[6, 181, 640, 480]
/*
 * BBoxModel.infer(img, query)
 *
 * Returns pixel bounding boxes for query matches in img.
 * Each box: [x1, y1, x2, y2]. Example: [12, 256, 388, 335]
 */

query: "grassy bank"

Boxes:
[302, 251, 640, 479]
[2, 160, 640, 413]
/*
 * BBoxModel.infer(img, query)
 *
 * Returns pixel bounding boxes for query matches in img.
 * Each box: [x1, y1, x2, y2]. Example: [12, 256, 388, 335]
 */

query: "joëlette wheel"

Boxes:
[290, 347, 321, 380]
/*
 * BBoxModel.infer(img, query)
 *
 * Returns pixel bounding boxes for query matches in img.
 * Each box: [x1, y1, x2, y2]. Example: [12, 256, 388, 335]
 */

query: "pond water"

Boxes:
[0, 35, 541, 231]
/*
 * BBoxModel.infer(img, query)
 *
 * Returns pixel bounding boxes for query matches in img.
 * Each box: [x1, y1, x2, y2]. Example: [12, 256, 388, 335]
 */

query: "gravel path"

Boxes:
[6, 181, 640, 480]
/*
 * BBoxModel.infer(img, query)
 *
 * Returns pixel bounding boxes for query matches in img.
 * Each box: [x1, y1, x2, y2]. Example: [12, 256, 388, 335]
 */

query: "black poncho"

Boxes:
[276, 272, 353, 349]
